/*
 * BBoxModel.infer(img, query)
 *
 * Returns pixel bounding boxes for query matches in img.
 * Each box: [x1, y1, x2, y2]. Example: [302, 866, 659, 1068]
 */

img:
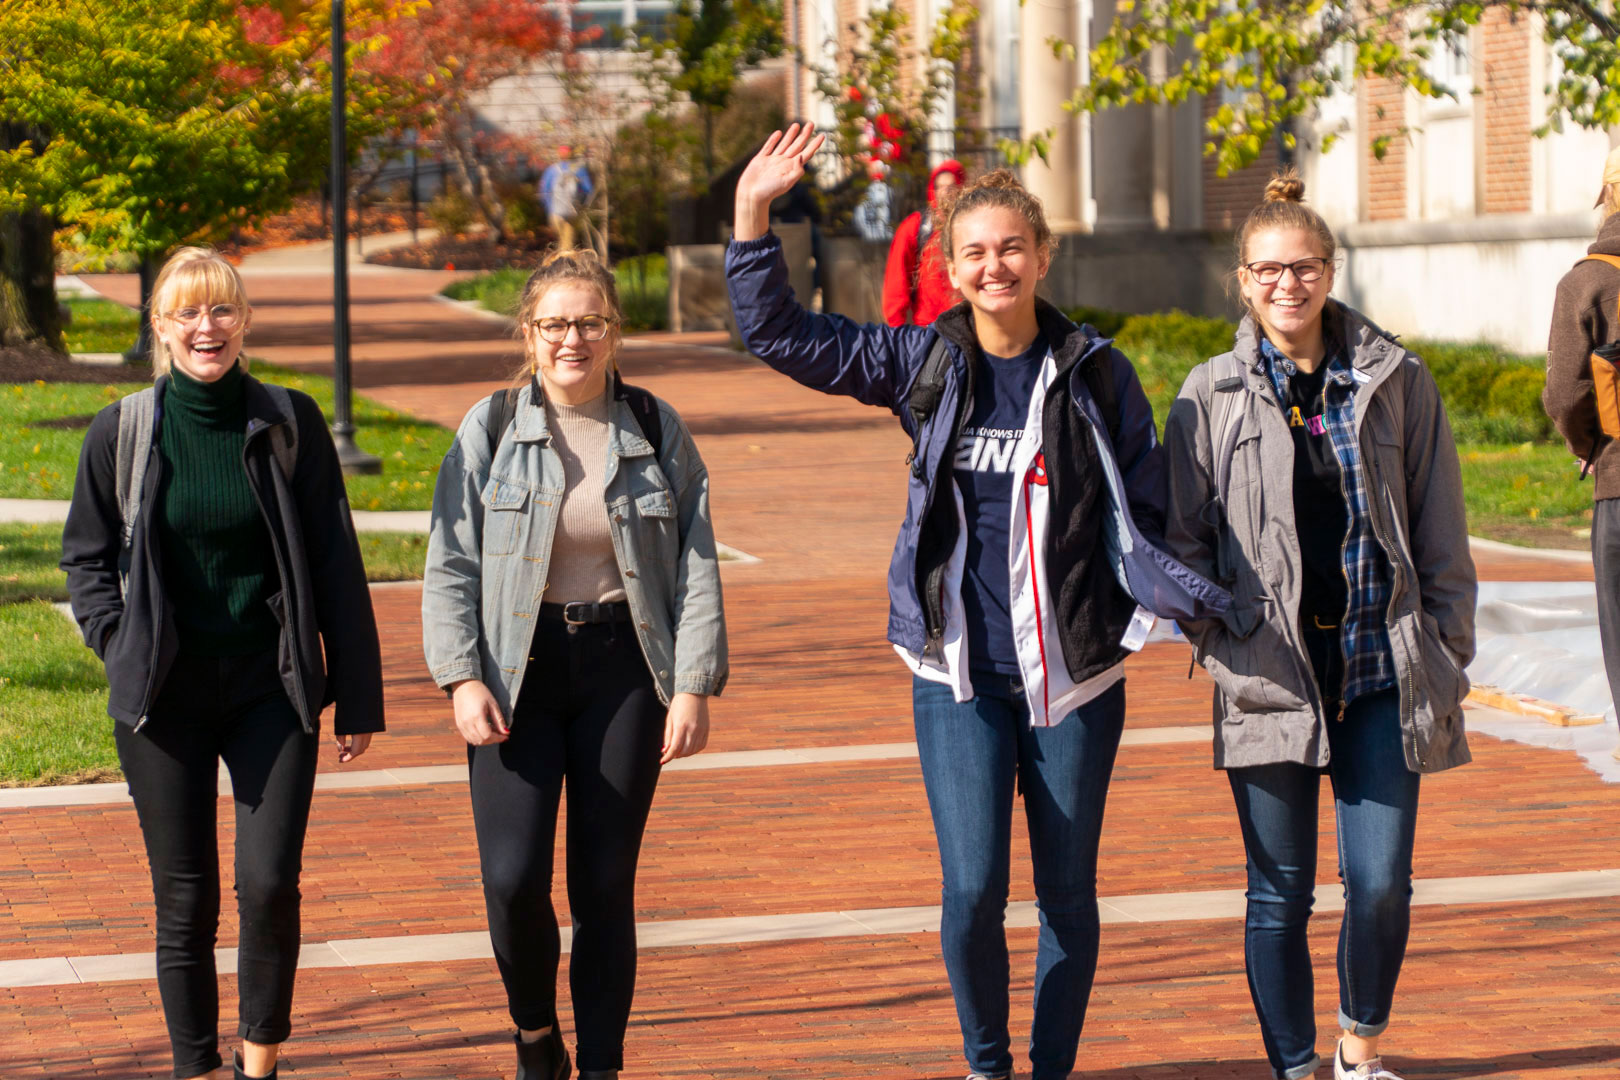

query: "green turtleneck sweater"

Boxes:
[155, 364, 281, 656]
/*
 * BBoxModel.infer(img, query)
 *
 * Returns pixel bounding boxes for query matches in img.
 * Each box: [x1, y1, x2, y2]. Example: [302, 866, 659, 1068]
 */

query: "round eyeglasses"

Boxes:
[162, 304, 244, 330]
[1243, 258, 1328, 285]
[531, 316, 615, 343]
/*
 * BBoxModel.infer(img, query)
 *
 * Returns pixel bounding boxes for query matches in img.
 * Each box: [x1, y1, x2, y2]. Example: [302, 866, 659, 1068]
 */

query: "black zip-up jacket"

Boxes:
[61, 374, 385, 735]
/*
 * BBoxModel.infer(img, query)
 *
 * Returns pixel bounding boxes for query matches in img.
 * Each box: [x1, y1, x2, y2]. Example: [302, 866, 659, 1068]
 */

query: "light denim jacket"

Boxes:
[423, 381, 728, 718]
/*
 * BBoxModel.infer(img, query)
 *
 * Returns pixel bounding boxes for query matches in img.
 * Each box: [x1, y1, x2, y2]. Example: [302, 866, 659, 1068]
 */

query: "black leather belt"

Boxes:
[540, 601, 633, 625]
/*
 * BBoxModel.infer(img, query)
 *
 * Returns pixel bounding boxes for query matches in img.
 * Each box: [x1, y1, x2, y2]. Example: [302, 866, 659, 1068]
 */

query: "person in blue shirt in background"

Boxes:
[540, 146, 594, 252]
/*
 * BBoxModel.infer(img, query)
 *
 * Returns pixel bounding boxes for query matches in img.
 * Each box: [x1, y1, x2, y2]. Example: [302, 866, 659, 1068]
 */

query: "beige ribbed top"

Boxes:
[544, 391, 627, 604]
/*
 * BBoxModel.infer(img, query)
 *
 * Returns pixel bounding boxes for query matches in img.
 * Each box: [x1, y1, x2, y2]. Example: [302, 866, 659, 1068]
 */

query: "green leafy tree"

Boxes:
[631, 0, 786, 182]
[0, 0, 415, 356]
[1071, 0, 1620, 177]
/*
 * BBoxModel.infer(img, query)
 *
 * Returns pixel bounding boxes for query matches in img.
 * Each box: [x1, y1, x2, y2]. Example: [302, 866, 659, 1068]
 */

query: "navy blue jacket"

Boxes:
[726, 233, 1228, 683]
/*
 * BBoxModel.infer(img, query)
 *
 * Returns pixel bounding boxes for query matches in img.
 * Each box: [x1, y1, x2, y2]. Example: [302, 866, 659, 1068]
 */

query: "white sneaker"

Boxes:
[1334, 1040, 1404, 1080]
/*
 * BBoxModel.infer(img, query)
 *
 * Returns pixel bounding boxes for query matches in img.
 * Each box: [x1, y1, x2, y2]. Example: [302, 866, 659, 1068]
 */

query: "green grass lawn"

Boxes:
[62, 297, 142, 355]
[0, 365, 451, 510]
[0, 601, 120, 786]
[443, 253, 669, 331]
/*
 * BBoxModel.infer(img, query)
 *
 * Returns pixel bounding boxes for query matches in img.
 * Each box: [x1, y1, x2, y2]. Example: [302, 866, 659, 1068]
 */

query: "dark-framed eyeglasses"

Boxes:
[1243, 258, 1329, 285]
[531, 315, 615, 342]
[163, 304, 243, 329]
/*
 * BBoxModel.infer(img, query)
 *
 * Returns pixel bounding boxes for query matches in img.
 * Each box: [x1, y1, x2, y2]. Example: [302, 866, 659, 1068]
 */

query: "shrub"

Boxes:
[1117, 309, 1236, 364]
[1063, 306, 1129, 338]
[428, 188, 477, 237]
[499, 185, 548, 242]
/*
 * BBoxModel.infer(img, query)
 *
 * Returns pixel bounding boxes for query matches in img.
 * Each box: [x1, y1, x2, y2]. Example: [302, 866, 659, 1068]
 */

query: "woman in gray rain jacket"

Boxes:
[1163, 174, 1475, 1080]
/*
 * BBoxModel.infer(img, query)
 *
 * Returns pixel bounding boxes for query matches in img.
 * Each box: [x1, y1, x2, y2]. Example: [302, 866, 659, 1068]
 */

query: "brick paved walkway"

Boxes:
[8, 267, 1616, 1078]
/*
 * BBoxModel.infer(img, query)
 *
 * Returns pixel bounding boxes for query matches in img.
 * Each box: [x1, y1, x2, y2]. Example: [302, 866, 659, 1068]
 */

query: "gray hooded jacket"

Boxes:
[1163, 303, 1477, 773]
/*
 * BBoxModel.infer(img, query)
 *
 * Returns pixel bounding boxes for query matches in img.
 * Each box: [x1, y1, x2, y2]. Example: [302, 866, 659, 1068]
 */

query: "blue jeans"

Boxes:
[913, 673, 1127, 1080]
[1227, 687, 1419, 1080]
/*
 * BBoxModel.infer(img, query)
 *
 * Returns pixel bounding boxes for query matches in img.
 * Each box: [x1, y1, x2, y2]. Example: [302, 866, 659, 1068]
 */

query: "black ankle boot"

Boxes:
[578, 1071, 619, 1080]
[514, 1028, 572, 1080]
[233, 1051, 277, 1080]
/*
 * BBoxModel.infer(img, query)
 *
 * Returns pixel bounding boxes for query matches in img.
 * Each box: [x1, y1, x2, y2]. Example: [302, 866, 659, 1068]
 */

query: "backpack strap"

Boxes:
[1206, 352, 1247, 503]
[261, 383, 299, 480]
[904, 336, 953, 479]
[484, 385, 521, 464]
[115, 387, 157, 549]
[615, 378, 664, 453]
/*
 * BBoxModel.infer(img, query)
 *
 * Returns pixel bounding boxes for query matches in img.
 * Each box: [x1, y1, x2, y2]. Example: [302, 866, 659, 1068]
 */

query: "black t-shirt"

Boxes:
[1281, 359, 1350, 625]
[954, 336, 1047, 675]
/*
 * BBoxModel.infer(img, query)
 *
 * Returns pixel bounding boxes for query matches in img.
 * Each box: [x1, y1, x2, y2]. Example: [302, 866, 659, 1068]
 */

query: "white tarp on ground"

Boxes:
[1146, 579, 1620, 783]
[1467, 580, 1620, 783]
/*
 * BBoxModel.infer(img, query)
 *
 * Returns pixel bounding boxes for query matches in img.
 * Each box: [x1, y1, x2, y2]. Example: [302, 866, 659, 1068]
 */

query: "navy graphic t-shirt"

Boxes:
[953, 335, 1048, 675]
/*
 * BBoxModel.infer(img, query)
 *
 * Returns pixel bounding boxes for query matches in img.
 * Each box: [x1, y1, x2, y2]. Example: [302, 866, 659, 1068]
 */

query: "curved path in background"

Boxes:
[4, 259, 1615, 1079]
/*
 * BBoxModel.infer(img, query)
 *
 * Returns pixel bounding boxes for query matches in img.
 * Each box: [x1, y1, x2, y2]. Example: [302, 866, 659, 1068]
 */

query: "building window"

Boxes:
[567, 0, 674, 49]
[1423, 31, 1472, 109]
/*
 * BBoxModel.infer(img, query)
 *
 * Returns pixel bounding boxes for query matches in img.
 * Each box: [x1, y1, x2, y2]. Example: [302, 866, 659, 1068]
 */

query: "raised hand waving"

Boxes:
[733, 123, 826, 243]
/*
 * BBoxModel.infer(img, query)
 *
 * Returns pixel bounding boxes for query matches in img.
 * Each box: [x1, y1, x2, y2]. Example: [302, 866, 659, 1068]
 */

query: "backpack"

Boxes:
[484, 378, 664, 464]
[903, 335, 1120, 480]
[115, 381, 299, 549]
[1579, 254, 1620, 450]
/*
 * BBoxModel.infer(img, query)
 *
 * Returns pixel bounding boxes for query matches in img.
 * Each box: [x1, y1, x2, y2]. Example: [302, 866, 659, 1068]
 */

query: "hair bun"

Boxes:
[1263, 172, 1306, 203]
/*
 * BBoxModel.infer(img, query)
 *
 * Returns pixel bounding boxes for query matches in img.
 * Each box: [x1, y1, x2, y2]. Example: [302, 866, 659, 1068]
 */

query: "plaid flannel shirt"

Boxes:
[1257, 335, 1396, 706]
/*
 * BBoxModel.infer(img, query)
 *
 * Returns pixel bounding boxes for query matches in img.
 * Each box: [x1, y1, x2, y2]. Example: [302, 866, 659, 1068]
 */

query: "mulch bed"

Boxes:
[0, 342, 149, 385]
[215, 196, 419, 261]
[365, 231, 557, 272]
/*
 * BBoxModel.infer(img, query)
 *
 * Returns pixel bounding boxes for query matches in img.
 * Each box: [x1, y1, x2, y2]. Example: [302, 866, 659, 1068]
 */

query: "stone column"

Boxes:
[1088, 4, 1155, 229]
[1019, 0, 1082, 229]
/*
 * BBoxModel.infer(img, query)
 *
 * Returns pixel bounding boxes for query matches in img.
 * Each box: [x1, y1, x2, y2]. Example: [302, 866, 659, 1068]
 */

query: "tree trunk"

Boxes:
[703, 107, 715, 183]
[122, 254, 159, 366]
[0, 209, 63, 353]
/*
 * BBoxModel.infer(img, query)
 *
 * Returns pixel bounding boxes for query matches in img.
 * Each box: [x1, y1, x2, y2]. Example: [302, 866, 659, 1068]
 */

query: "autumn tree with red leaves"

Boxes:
[371, 0, 571, 240]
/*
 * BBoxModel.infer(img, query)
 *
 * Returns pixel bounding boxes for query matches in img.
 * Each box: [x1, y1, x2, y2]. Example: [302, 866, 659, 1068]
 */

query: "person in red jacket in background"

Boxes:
[883, 158, 965, 326]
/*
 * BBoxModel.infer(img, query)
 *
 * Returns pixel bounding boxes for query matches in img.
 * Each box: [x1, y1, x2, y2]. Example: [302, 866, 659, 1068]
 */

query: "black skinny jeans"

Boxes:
[470, 616, 666, 1072]
[114, 650, 319, 1079]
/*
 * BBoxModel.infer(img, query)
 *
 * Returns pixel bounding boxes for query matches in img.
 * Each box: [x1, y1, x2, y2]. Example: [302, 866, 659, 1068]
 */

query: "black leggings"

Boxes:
[470, 616, 666, 1072]
[114, 650, 319, 1080]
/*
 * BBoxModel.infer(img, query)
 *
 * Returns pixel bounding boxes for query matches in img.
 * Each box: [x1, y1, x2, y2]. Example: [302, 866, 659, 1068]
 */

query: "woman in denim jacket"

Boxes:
[423, 249, 728, 1080]
[1163, 175, 1475, 1080]
[727, 125, 1226, 1080]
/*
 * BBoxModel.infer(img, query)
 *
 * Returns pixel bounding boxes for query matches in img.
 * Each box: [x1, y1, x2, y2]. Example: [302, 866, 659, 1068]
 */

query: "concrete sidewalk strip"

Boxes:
[3, 868, 1615, 989]
[0, 730, 1206, 810]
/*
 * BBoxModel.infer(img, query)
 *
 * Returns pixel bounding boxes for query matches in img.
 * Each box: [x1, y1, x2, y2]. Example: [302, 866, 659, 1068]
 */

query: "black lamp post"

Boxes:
[330, 0, 381, 475]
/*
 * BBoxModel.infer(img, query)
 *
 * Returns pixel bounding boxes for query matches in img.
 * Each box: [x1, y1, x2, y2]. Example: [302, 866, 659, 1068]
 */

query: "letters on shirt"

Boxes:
[955, 426, 1031, 473]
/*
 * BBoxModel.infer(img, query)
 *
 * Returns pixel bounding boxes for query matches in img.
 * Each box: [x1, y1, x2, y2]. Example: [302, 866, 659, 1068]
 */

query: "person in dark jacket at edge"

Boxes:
[1545, 144, 1620, 743]
[883, 157, 965, 326]
[726, 123, 1227, 1080]
[61, 248, 384, 1080]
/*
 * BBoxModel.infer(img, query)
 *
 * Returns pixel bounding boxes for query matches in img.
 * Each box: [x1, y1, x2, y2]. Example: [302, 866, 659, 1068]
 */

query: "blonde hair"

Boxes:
[511, 246, 623, 386]
[937, 168, 1057, 265]
[148, 247, 251, 376]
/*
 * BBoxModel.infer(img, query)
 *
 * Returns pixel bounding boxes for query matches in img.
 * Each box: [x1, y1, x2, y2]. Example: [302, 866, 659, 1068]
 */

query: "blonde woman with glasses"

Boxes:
[61, 247, 385, 1079]
[1163, 175, 1475, 1080]
[423, 248, 727, 1080]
